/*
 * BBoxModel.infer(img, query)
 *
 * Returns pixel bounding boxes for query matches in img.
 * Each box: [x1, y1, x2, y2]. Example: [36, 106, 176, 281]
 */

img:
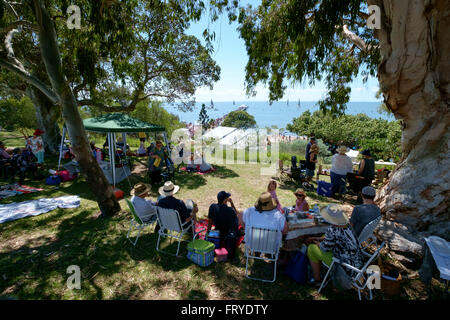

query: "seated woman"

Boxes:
[293, 188, 309, 212]
[267, 180, 283, 213]
[348, 149, 375, 202]
[306, 204, 363, 287]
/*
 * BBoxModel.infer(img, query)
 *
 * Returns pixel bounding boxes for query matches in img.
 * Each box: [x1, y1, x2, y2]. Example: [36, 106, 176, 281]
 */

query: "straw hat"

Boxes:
[294, 188, 306, 197]
[337, 145, 348, 154]
[159, 181, 180, 197]
[254, 192, 277, 211]
[319, 204, 349, 226]
[130, 183, 150, 197]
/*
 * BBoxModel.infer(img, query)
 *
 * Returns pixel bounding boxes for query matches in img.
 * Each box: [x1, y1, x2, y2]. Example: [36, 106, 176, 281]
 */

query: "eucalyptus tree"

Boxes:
[0, 0, 220, 215]
[234, 0, 449, 239]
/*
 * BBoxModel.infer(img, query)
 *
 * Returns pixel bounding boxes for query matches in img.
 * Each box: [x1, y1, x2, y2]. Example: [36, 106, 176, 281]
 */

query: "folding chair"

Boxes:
[358, 216, 382, 257]
[155, 207, 195, 257]
[244, 227, 282, 282]
[318, 241, 385, 300]
[125, 198, 157, 246]
[277, 160, 290, 183]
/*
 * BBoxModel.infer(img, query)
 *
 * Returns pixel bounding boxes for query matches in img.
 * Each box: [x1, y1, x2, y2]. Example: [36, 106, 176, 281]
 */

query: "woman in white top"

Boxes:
[330, 145, 353, 197]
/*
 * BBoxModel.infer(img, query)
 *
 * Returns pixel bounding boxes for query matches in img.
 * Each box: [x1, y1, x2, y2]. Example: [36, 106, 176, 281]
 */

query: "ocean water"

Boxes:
[164, 101, 394, 129]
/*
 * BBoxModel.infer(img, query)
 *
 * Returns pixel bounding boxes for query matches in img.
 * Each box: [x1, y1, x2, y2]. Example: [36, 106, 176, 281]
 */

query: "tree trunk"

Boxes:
[370, 0, 450, 243]
[32, 0, 121, 216]
[28, 86, 61, 154]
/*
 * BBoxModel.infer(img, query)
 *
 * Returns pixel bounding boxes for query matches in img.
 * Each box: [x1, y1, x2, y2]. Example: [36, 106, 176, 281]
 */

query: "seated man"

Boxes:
[0, 141, 12, 160]
[241, 192, 288, 251]
[157, 181, 198, 225]
[130, 183, 157, 223]
[349, 186, 381, 238]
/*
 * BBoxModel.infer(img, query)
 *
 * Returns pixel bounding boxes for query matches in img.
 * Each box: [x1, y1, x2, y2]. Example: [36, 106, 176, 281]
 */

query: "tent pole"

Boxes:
[57, 125, 66, 171]
[108, 132, 113, 185]
[122, 132, 127, 154]
[112, 132, 116, 187]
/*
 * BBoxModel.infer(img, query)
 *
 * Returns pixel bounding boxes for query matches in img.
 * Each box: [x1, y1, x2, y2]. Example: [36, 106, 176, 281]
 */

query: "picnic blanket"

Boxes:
[0, 183, 44, 200]
[0, 195, 80, 224]
[194, 218, 244, 246]
[180, 166, 216, 175]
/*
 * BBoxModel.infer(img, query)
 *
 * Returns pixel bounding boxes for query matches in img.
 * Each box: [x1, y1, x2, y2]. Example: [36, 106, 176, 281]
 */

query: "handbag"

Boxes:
[45, 175, 61, 186]
[285, 251, 309, 284]
[331, 261, 354, 291]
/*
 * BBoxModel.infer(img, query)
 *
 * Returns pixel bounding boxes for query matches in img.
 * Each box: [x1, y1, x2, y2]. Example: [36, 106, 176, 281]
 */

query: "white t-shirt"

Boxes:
[331, 154, 353, 176]
[131, 196, 157, 222]
[243, 207, 286, 249]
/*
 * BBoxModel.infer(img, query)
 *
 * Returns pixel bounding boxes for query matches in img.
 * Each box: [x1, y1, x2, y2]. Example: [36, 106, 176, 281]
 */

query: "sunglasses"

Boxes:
[296, 194, 304, 197]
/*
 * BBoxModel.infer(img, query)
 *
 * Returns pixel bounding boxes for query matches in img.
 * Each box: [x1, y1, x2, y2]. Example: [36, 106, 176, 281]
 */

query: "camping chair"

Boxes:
[358, 216, 382, 257]
[125, 198, 157, 246]
[277, 160, 290, 183]
[156, 207, 197, 257]
[244, 227, 282, 282]
[318, 241, 385, 300]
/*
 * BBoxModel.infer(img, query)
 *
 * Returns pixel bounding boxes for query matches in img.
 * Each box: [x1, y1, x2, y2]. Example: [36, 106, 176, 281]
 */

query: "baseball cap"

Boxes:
[362, 186, 376, 197]
[217, 191, 231, 203]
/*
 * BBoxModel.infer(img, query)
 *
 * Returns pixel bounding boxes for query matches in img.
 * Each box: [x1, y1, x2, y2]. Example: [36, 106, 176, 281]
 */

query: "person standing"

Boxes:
[305, 144, 319, 182]
[305, 136, 316, 161]
[30, 129, 45, 165]
[148, 140, 166, 185]
[330, 145, 353, 197]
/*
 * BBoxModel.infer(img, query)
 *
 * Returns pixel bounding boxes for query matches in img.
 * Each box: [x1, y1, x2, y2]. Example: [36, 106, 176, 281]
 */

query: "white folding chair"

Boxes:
[244, 227, 282, 283]
[318, 241, 385, 300]
[358, 216, 382, 257]
[125, 198, 157, 246]
[155, 206, 195, 257]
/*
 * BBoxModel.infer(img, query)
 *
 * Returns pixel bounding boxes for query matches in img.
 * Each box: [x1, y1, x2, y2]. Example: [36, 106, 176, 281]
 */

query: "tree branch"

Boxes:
[342, 24, 369, 51]
[0, 20, 39, 33]
[0, 58, 59, 104]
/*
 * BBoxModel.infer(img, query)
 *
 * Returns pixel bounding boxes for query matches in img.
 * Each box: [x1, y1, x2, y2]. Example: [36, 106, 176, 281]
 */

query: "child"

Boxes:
[30, 129, 45, 165]
[293, 188, 310, 212]
[267, 180, 283, 213]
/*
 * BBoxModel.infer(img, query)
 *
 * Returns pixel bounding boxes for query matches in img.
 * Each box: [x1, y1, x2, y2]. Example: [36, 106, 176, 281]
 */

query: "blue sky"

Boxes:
[186, 4, 381, 103]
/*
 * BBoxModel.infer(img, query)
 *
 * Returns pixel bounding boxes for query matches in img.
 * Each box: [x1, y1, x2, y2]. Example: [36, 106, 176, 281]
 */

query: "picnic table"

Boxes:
[285, 211, 329, 240]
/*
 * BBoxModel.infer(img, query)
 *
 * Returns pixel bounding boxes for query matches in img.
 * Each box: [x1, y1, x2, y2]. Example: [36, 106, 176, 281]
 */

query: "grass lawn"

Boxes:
[0, 131, 446, 300]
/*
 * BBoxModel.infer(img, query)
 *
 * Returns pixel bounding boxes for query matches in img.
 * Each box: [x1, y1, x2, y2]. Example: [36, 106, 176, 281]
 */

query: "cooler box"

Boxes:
[206, 230, 221, 248]
[317, 180, 333, 197]
[187, 239, 215, 267]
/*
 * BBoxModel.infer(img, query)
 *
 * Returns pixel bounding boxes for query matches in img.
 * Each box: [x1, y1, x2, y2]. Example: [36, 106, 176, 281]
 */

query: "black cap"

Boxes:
[217, 191, 231, 204]
[361, 149, 371, 156]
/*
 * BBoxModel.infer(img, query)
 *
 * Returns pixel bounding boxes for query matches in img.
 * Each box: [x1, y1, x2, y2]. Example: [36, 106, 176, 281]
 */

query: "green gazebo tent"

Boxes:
[58, 113, 168, 186]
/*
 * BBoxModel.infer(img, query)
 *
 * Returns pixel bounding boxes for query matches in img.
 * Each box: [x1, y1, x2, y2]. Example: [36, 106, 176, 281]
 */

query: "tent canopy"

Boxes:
[83, 112, 165, 133]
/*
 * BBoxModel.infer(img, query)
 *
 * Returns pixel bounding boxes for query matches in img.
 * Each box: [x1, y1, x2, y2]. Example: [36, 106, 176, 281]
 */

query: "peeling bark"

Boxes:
[369, 0, 450, 243]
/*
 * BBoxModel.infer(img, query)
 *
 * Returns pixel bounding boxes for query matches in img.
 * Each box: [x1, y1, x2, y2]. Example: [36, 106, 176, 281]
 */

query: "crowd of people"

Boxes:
[0, 129, 46, 184]
[129, 176, 381, 288]
[301, 135, 377, 203]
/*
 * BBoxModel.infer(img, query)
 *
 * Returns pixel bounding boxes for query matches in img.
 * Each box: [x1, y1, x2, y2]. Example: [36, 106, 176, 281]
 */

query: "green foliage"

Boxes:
[236, 0, 379, 114]
[130, 100, 184, 137]
[0, 96, 37, 130]
[198, 103, 210, 132]
[286, 110, 402, 161]
[222, 110, 256, 129]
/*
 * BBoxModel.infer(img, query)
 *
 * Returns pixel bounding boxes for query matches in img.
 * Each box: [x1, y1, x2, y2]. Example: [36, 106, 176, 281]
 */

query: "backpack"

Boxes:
[285, 250, 309, 284]
[224, 230, 238, 260]
[45, 175, 61, 186]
